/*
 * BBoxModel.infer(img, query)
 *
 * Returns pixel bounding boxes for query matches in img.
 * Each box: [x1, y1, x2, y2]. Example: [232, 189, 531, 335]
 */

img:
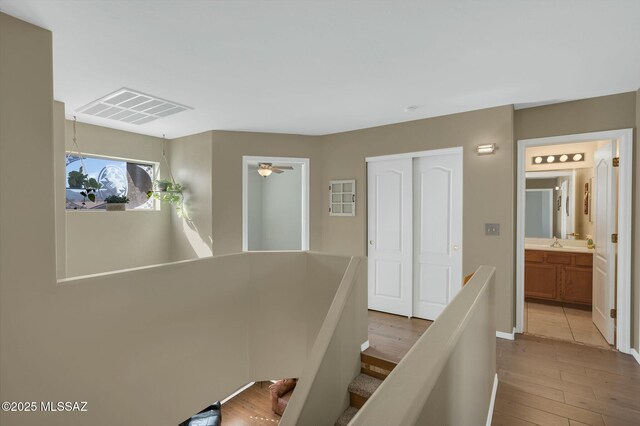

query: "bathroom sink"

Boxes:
[525, 244, 593, 254]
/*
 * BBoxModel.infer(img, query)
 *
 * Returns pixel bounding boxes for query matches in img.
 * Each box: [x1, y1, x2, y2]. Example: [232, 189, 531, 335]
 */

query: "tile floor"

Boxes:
[525, 302, 611, 349]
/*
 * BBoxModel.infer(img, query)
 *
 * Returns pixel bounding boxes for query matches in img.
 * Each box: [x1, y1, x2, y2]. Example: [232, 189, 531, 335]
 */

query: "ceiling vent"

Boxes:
[76, 88, 192, 125]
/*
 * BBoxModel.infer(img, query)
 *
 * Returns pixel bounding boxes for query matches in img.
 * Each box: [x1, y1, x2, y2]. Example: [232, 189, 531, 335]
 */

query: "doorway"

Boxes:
[242, 156, 309, 251]
[516, 129, 633, 354]
[366, 147, 463, 320]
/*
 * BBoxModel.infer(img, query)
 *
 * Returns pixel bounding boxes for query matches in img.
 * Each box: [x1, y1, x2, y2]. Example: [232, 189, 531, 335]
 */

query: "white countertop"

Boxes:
[525, 238, 594, 254]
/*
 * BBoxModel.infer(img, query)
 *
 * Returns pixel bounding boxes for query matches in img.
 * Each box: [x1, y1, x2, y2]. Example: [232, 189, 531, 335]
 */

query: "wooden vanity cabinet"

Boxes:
[525, 249, 593, 306]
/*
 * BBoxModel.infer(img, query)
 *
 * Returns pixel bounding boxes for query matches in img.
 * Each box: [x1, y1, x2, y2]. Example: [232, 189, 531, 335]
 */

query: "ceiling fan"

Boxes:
[255, 162, 294, 177]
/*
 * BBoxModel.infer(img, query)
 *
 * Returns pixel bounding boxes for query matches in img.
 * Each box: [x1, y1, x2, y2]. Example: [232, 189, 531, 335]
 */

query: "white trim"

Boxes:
[365, 146, 462, 162]
[631, 349, 640, 365]
[516, 129, 633, 354]
[242, 156, 310, 252]
[616, 134, 633, 354]
[360, 340, 370, 352]
[496, 328, 515, 340]
[485, 373, 498, 426]
[221, 381, 256, 404]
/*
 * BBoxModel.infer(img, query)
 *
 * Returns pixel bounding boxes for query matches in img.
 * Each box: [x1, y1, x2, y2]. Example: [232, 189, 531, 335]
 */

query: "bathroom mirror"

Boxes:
[525, 170, 591, 240]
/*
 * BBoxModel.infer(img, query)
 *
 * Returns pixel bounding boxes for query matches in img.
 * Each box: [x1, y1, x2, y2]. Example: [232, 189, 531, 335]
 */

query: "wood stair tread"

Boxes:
[335, 406, 359, 426]
[347, 373, 383, 398]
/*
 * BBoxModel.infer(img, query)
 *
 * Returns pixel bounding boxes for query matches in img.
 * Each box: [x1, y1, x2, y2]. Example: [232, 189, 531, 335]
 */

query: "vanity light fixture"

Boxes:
[531, 152, 585, 165]
[476, 143, 496, 155]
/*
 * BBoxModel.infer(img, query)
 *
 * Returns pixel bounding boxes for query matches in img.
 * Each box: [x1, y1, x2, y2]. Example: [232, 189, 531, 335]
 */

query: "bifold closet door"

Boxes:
[413, 153, 463, 320]
[367, 158, 413, 317]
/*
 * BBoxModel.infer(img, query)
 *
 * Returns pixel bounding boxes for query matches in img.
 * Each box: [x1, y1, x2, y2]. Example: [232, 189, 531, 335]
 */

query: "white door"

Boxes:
[592, 142, 616, 344]
[367, 158, 413, 316]
[413, 153, 463, 320]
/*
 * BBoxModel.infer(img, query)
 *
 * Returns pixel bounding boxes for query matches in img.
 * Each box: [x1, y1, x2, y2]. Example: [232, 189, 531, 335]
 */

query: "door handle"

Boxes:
[452, 245, 460, 251]
[370, 240, 374, 245]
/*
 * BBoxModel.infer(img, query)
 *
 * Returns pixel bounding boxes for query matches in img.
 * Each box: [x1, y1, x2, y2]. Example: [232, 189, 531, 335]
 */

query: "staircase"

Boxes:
[335, 353, 397, 426]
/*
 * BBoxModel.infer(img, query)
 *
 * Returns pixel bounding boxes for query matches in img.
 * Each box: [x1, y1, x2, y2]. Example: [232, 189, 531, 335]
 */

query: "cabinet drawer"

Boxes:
[525, 250, 544, 263]
[575, 254, 593, 267]
[546, 253, 572, 265]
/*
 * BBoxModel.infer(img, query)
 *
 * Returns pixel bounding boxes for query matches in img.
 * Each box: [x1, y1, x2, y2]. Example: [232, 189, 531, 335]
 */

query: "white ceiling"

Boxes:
[1, 0, 639, 138]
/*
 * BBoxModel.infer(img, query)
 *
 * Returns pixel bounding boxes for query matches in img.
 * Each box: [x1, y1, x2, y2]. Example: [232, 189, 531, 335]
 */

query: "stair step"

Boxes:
[347, 373, 383, 399]
[335, 406, 359, 426]
[360, 353, 397, 380]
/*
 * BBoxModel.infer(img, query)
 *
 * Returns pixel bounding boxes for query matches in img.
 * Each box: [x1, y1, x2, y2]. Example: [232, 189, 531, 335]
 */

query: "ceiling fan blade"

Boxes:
[271, 168, 284, 174]
[273, 166, 294, 170]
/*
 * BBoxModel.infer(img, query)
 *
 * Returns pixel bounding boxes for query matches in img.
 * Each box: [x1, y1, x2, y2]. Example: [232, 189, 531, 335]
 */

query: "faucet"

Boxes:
[550, 237, 563, 248]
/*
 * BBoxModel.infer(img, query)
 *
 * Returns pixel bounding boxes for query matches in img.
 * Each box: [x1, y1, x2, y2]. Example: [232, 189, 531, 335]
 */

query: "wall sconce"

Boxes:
[532, 152, 584, 165]
[476, 143, 496, 155]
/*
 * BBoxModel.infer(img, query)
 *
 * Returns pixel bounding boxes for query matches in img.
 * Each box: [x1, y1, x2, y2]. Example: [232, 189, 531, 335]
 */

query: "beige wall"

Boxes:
[318, 106, 515, 333]
[62, 119, 171, 276]
[168, 131, 214, 260]
[0, 10, 56, 422]
[53, 101, 67, 278]
[210, 130, 322, 255]
[515, 92, 638, 350]
[636, 89, 640, 352]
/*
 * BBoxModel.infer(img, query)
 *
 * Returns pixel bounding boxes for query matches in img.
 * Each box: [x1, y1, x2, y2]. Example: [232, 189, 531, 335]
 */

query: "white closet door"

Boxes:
[592, 142, 616, 345]
[367, 158, 413, 317]
[413, 152, 463, 320]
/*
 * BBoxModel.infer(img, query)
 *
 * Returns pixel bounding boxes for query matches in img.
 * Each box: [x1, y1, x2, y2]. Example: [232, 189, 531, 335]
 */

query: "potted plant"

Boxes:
[147, 179, 188, 218]
[104, 194, 130, 211]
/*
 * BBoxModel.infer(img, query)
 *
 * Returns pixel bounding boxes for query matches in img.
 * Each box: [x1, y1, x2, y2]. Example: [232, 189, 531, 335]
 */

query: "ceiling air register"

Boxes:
[76, 88, 192, 125]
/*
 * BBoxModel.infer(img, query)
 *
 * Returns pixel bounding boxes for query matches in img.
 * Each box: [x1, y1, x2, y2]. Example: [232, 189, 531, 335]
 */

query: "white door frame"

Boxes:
[366, 146, 463, 318]
[516, 129, 633, 354]
[524, 188, 554, 238]
[242, 155, 310, 252]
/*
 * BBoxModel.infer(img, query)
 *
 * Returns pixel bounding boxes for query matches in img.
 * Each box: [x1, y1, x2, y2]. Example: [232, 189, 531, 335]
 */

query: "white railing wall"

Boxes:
[350, 265, 497, 426]
[279, 256, 368, 426]
[2, 252, 362, 426]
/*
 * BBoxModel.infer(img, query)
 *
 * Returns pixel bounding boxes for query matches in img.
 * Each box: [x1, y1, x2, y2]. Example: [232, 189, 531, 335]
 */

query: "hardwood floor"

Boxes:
[221, 381, 280, 425]
[493, 334, 640, 426]
[219, 312, 640, 425]
[364, 309, 433, 363]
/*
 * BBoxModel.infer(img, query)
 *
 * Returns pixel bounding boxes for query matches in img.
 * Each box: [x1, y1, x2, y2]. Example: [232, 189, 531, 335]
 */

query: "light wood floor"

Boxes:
[493, 334, 640, 426]
[363, 309, 433, 363]
[220, 381, 280, 425]
[220, 311, 640, 425]
[525, 301, 611, 349]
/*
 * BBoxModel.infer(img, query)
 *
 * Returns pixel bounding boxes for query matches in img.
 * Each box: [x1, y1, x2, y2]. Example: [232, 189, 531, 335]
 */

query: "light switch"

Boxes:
[485, 223, 500, 236]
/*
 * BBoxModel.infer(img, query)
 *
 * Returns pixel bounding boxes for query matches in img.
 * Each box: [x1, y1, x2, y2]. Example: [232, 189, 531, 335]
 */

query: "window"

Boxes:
[329, 179, 356, 216]
[65, 154, 156, 210]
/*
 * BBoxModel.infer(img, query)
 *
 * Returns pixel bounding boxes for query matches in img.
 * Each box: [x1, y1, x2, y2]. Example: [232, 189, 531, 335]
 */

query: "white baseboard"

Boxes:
[496, 328, 516, 340]
[631, 349, 640, 365]
[485, 373, 498, 426]
[361, 340, 370, 351]
[221, 381, 255, 404]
